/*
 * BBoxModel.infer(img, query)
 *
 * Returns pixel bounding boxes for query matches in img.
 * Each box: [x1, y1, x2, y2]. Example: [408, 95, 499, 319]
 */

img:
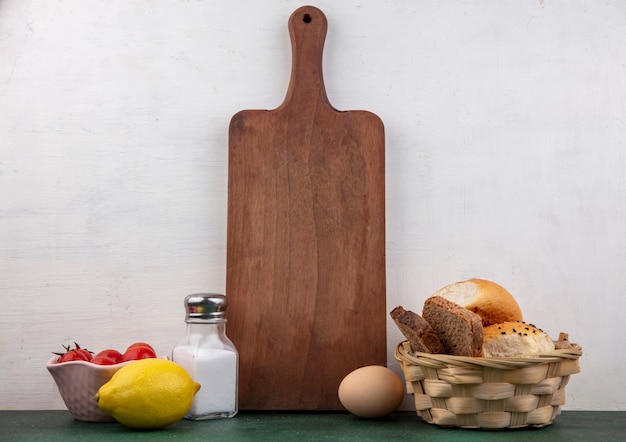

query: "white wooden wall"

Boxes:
[1, 0, 624, 410]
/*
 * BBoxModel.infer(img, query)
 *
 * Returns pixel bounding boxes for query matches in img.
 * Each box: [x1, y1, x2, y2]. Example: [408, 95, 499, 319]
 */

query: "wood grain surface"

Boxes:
[226, 5, 386, 410]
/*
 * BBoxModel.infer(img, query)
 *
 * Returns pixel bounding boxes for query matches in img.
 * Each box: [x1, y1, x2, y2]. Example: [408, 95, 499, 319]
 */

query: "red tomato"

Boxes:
[122, 345, 156, 362]
[126, 342, 155, 353]
[74, 342, 93, 361]
[93, 349, 124, 363]
[54, 343, 91, 363]
[90, 355, 119, 365]
[58, 350, 90, 363]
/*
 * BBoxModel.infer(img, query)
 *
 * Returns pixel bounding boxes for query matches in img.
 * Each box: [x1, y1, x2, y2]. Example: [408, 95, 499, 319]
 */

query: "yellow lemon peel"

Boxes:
[96, 358, 200, 429]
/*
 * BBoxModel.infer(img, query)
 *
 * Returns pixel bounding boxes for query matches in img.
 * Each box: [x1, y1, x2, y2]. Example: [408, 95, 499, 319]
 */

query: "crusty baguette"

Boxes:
[390, 306, 444, 354]
[423, 296, 484, 357]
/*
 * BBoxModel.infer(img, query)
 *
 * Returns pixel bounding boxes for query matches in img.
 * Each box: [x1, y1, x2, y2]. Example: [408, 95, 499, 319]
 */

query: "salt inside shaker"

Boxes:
[172, 294, 238, 419]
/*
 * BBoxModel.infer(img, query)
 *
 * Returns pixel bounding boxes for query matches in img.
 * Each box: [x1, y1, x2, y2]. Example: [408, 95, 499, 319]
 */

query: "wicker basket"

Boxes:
[394, 340, 582, 429]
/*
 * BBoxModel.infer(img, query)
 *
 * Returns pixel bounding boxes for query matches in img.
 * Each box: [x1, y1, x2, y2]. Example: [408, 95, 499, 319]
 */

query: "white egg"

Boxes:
[337, 365, 405, 419]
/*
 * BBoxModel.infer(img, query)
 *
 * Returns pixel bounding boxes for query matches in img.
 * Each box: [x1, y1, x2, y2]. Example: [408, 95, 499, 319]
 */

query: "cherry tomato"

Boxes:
[122, 345, 156, 362]
[54, 343, 92, 363]
[126, 342, 155, 353]
[58, 350, 90, 363]
[93, 349, 124, 363]
[74, 342, 93, 361]
[90, 355, 119, 365]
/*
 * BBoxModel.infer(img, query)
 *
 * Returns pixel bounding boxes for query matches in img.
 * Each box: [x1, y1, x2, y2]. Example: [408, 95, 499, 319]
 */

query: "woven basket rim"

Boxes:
[395, 340, 582, 369]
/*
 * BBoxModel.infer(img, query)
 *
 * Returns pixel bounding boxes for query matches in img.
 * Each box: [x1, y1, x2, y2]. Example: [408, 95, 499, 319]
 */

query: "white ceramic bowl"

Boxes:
[46, 356, 134, 422]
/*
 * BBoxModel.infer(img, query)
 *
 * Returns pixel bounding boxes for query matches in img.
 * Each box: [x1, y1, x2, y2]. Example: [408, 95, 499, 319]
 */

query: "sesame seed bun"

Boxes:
[483, 321, 554, 357]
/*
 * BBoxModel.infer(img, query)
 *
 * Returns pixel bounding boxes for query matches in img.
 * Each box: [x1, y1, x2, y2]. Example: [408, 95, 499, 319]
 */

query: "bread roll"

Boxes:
[483, 322, 554, 357]
[432, 278, 523, 326]
[390, 306, 444, 354]
[422, 296, 483, 357]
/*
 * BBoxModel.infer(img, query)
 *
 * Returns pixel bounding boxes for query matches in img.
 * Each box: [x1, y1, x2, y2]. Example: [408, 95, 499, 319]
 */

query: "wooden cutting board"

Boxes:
[225, 5, 386, 411]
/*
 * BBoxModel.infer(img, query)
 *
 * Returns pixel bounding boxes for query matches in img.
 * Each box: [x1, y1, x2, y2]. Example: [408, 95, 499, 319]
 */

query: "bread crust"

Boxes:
[483, 321, 554, 357]
[390, 306, 444, 354]
[423, 296, 484, 357]
[433, 278, 523, 327]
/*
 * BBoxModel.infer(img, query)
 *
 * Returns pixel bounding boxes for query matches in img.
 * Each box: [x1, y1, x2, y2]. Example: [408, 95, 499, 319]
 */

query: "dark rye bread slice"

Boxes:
[423, 296, 484, 357]
[390, 306, 445, 354]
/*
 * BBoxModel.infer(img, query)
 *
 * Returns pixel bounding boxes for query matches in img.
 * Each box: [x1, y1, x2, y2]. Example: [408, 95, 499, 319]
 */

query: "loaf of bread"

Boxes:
[390, 279, 568, 359]
[390, 306, 444, 354]
[431, 278, 523, 326]
[483, 321, 555, 357]
[422, 296, 484, 357]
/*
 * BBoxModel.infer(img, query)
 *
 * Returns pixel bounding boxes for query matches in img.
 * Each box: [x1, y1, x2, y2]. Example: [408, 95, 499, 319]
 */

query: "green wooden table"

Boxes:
[1, 410, 623, 441]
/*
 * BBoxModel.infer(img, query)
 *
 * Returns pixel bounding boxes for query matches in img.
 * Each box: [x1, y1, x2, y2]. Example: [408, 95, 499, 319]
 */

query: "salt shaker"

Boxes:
[172, 294, 238, 419]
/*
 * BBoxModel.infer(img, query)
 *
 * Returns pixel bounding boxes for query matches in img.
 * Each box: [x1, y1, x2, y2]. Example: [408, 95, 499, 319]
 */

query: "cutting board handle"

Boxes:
[278, 6, 332, 112]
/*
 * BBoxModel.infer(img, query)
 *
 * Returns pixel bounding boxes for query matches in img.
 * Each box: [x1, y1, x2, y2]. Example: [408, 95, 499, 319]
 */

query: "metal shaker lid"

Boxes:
[184, 293, 227, 323]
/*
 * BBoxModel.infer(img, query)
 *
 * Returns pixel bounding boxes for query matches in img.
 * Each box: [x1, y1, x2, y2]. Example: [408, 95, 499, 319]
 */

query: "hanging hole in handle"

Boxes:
[303, 13, 312, 23]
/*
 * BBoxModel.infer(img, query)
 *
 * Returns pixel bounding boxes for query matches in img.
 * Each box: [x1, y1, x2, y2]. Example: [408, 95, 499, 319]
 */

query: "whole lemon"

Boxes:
[95, 358, 200, 429]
